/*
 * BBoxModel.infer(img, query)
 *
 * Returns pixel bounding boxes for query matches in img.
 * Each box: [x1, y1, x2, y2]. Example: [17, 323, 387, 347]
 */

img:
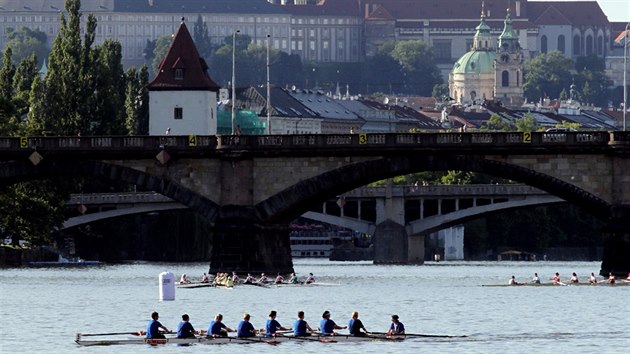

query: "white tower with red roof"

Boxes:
[147, 18, 220, 136]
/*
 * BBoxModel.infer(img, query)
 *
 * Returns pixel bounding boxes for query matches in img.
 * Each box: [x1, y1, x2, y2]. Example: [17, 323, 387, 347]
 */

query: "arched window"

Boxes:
[541, 35, 548, 53]
[557, 35, 565, 54]
[516, 71, 520, 87]
[585, 35, 593, 55]
[597, 35, 603, 55]
[502, 70, 509, 87]
[573, 35, 581, 55]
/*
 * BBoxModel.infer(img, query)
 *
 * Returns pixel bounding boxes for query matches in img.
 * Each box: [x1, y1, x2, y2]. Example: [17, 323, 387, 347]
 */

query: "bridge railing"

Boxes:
[0, 132, 620, 153]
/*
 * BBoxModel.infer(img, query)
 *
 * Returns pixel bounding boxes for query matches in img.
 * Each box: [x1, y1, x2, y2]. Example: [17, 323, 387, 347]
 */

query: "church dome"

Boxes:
[452, 50, 496, 74]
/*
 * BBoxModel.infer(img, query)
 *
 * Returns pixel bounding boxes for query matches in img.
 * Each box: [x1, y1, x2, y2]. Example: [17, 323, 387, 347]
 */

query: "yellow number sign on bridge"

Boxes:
[188, 135, 197, 147]
[20, 137, 28, 148]
[358, 133, 367, 145]
[523, 132, 532, 143]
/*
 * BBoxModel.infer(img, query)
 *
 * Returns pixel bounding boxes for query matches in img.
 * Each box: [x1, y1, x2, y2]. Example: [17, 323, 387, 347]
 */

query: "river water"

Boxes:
[0, 259, 628, 354]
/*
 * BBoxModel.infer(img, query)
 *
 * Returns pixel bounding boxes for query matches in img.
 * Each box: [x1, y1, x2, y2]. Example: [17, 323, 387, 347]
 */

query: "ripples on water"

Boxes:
[0, 260, 628, 354]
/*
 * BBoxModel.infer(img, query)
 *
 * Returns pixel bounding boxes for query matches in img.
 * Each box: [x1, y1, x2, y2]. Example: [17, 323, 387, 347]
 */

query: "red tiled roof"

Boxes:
[148, 21, 220, 91]
[528, 1, 609, 25]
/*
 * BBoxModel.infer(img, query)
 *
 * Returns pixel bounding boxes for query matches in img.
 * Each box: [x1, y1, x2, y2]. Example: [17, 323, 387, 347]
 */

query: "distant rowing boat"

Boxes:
[75, 333, 406, 346]
[482, 282, 630, 287]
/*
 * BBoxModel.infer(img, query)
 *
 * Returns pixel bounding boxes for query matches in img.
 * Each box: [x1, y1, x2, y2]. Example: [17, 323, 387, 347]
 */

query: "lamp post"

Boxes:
[624, 23, 628, 131]
[231, 30, 240, 135]
[266, 34, 271, 135]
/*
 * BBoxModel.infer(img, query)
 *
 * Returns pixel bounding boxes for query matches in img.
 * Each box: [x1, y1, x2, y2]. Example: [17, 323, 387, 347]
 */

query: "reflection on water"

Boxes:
[0, 260, 628, 354]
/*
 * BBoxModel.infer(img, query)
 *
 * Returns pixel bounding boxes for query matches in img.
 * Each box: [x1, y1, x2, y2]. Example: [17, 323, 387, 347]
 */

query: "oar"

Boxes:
[79, 331, 145, 337]
[369, 331, 468, 338]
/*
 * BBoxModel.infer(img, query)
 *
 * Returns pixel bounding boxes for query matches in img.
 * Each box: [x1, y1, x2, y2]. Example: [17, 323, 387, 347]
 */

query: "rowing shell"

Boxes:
[482, 282, 630, 287]
[75, 334, 405, 346]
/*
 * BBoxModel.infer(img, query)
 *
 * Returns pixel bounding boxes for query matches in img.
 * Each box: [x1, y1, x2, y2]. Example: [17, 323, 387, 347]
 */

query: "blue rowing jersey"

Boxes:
[390, 321, 405, 334]
[209, 320, 226, 335]
[348, 319, 355, 334]
[265, 319, 281, 337]
[294, 319, 307, 336]
[146, 320, 162, 338]
[237, 320, 255, 337]
[320, 319, 336, 334]
[176, 321, 195, 338]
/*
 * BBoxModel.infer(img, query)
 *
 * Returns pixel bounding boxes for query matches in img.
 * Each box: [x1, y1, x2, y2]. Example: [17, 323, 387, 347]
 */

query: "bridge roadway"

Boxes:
[1, 132, 629, 274]
[65, 184, 563, 263]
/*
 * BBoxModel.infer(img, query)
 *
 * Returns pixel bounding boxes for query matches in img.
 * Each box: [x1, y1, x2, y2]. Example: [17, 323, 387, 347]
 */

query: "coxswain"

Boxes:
[570, 272, 579, 284]
[176, 314, 198, 339]
[265, 310, 290, 337]
[200, 273, 209, 283]
[146, 312, 170, 339]
[319, 310, 346, 336]
[237, 313, 257, 338]
[531, 273, 541, 284]
[208, 314, 234, 337]
[288, 272, 299, 284]
[589, 272, 598, 284]
[293, 311, 314, 336]
[305, 273, 315, 284]
[386, 314, 405, 335]
[258, 273, 268, 284]
[607, 273, 616, 284]
[180, 273, 190, 284]
[274, 273, 284, 284]
[508, 275, 520, 285]
[348, 311, 368, 336]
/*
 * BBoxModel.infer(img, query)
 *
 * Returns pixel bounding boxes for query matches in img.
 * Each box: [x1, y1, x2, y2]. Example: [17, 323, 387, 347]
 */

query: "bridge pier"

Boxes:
[209, 221, 294, 274]
[600, 206, 630, 276]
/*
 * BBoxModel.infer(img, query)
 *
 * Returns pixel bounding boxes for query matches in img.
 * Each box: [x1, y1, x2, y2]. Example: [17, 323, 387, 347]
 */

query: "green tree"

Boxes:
[389, 40, 442, 95]
[432, 83, 450, 99]
[440, 171, 473, 185]
[152, 35, 172, 74]
[25, 75, 46, 134]
[2, 27, 48, 65]
[125, 65, 150, 135]
[555, 120, 581, 130]
[0, 47, 16, 118]
[575, 69, 611, 107]
[514, 112, 537, 132]
[523, 51, 573, 102]
[192, 14, 213, 60]
[90, 39, 126, 135]
[12, 53, 39, 119]
[480, 113, 513, 131]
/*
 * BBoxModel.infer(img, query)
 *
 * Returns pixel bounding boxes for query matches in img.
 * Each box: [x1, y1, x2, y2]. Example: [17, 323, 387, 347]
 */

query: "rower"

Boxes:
[176, 314, 198, 338]
[208, 314, 234, 337]
[552, 272, 561, 285]
[508, 275, 520, 285]
[305, 272, 315, 284]
[293, 311, 314, 336]
[180, 273, 190, 284]
[237, 313, 257, 338]
[146, 311, 169, 339]
[232, 272, 240, 284]
[589, 272, 598, 284]
[386, 314, 405, 335]
[200, 273, 209, 283]
[244, 273, 256, 284]
[348, 311, 368, 336]
[319, 310, 346, 336]
[570, 272, 579, 284]
[274, 273, 284, 284]
[265, 310, 290, 337]
[531, 273, 541, 284]
[288, 272, 299, 284]
[607, 272, 616, 284]
[258, 273, 268, 284]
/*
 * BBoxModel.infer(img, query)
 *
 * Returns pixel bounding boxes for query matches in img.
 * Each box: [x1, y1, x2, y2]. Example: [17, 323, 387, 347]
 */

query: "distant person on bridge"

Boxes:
[387, 314, 405, 335]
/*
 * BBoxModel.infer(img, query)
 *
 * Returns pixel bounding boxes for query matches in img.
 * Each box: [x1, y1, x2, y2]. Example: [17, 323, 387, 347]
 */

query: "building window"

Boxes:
[174, 68, 184, 80]
[597, 35, 603, 55]
[174, 107, 183, 120]
[557, 35, 565, 54]
[585, 35, 593, 55]
[541, 35, 547, 53]
[573, 35, 581, 55]
[502, 70, 509, 87]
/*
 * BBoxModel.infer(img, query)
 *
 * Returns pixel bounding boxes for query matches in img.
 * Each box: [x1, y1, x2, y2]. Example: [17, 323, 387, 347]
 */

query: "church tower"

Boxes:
[147, 18, 220, 135]
[494, 9, 524, 106]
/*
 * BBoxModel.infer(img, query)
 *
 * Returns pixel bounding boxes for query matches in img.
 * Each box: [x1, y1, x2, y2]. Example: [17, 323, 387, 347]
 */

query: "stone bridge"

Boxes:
[1, 132, 629, 274]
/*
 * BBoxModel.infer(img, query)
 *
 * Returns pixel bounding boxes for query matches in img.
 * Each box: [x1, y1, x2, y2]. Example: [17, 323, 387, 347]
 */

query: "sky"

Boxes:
[534, 0, 629, 22]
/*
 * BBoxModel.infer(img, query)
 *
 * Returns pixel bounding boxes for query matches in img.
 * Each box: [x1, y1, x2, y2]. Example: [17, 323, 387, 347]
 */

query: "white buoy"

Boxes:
[159, 272, 175, 301]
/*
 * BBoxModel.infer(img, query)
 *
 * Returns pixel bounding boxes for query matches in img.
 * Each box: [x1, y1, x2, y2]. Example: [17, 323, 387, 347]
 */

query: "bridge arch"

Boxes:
[0, 160, 220, 222]
[256, 155, 611, 223]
